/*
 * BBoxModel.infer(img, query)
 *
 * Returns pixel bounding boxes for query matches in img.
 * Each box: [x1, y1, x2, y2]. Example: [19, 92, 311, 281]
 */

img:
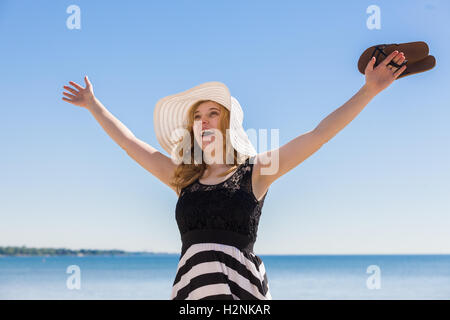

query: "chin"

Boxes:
[200, 136, 215, 147]
[201, 142, 215, 150]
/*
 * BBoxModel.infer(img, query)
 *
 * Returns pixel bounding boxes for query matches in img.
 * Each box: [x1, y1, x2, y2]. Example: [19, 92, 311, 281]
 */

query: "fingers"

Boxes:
[382, 51, 406, 79]
[396, 54, 406, 65]
[380, 50, 400, 66]
[394, 65, 407, 79]
[62, 97, 76, 105]
[63, 85, 79, 95]
[63, 77, 91, 105]
[63, 91, 76, 99]
[365, 56, 376, 73]
[84, 75, 92, 88]
[387, 53, 406, 73]
[391, 52, 405, 67]
[69, 81, 84, 91]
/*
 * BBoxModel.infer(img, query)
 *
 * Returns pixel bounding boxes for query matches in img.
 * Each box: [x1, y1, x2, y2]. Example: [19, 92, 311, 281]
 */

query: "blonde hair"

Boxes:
[169, 100, 243, 196]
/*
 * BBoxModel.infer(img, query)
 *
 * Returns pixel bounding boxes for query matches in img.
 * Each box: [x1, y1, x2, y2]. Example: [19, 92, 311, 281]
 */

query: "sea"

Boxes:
[1, 254, 449, 299]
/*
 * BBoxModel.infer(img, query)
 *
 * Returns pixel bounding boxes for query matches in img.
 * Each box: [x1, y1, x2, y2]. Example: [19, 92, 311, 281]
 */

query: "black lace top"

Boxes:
[175, 156, 269, 256]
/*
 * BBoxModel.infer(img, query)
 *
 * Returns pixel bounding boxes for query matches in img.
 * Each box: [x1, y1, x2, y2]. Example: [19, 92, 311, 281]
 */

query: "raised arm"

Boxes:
[252, 50, 407, 197]
[62, 76, 178, 195]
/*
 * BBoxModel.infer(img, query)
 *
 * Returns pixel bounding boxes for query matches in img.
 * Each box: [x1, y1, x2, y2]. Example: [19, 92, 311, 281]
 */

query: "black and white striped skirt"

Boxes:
[171, 242, 272, 300]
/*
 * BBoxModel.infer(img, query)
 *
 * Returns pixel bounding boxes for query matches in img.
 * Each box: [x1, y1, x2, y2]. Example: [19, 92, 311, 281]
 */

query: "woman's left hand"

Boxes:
[364, 50, 407, 95]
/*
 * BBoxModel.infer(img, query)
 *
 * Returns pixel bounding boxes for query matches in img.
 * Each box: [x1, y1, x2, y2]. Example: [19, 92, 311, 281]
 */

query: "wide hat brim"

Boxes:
[153, 81, 257, 163]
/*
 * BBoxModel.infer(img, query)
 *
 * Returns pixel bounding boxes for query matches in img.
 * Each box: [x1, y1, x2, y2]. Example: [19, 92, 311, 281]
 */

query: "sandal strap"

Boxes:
[370, 45, 387, 67]
[370, 45, 407, 69]
[388, 59, 408, 68]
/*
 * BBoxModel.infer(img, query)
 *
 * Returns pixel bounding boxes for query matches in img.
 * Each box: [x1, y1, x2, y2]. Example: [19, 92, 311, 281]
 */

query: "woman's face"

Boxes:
[193, 101, 222, 151]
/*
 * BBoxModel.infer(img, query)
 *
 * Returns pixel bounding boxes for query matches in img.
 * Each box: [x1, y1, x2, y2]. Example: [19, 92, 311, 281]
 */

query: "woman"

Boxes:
[62, 50, 407, 300]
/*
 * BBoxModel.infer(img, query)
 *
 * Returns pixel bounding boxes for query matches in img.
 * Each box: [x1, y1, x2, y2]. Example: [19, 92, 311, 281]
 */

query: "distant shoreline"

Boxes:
[0, 246, 177, 257]
[1, 246, 449, 257]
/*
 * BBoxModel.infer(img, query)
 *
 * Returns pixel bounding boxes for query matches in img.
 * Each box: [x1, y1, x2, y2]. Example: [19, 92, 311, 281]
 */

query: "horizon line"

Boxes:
[1, 245, 449, 256]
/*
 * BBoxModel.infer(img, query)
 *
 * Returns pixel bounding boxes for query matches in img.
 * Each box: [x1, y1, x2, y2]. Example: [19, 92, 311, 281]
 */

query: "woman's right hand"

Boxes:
[62, 76, 96, 109]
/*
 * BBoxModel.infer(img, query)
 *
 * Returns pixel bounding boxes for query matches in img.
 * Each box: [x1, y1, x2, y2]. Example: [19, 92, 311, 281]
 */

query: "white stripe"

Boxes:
[258, 262, 272, 299]
[186, 283, 231, 300]
[232, 293, 240, 300]
[171, 261, 268, 300]
[176, 243, 265, 284]
[265, 283, 272, 299]
[259, 261, 267, 280]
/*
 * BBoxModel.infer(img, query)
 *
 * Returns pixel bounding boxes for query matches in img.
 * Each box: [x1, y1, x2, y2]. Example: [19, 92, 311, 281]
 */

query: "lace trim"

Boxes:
[180, 157, 252, 195]
[175, 156, 268, 241]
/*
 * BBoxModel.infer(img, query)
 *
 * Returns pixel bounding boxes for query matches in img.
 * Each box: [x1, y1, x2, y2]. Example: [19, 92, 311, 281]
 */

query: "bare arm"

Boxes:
[313, 83, 376, 144]
[252, 50, 407, 198]
[62, 76, 178, 195]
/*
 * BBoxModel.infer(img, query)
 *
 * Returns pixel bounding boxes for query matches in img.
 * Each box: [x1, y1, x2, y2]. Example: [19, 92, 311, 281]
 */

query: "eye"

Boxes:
[210, 111, 219, 116]
[194, 115, 200, 119]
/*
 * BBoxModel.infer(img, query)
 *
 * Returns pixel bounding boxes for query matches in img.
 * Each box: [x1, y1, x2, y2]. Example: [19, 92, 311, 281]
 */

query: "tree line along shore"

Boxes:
[0, 246, 176, 256]
[0, 246, 128, 256]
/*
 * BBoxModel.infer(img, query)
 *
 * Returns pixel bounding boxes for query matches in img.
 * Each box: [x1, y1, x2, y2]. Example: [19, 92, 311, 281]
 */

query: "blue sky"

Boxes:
[1, 0, 449, 254]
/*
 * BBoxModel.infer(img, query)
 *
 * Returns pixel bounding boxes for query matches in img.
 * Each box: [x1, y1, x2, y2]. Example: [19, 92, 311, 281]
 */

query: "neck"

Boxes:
[202, 153, 231, 171]
[206, 162, 231, 171]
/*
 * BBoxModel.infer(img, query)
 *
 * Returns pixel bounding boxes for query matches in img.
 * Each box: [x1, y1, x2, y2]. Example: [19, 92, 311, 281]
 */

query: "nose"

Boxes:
[201, 117, 209, 128]
[193, 118, 208, 133]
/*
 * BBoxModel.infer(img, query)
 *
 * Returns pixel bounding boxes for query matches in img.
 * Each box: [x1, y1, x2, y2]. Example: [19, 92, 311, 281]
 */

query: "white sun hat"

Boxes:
[153, 81, 257, 164]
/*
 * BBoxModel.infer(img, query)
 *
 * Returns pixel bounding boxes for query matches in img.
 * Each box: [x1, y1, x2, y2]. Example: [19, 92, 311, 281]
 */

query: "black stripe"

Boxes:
[180, 243, 262, 272]
[174, 272, 259, 300]
[199, 294, 235, 300]
[227, 279, 261, 300]
[263, 272, 269, 295]
[174, 272, 228, 300]
[250, 254, 268, 295]
[252, 253, 262, 270]
[181, 229, 255, 257]
[173, 250, 266, 296]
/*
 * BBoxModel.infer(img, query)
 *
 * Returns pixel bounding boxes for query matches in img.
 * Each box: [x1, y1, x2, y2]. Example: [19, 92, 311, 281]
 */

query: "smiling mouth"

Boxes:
[201, 130, 215, 137]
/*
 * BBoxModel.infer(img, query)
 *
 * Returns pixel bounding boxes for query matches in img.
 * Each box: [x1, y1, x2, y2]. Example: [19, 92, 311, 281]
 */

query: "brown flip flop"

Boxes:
[396, 55, 436, 79]
[358, 41, 429, 75]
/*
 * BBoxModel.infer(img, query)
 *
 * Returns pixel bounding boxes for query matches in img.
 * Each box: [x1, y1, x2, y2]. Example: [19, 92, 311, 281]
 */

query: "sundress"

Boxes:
[171, 156, 272, 300]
